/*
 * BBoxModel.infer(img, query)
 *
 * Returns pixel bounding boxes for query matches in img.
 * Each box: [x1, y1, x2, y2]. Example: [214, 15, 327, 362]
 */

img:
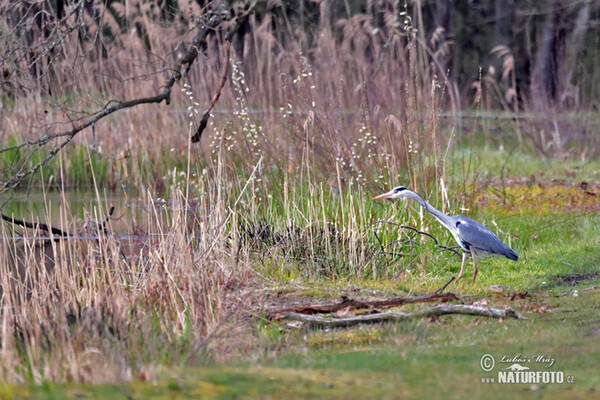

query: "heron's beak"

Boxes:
[372, 191, 393, 200]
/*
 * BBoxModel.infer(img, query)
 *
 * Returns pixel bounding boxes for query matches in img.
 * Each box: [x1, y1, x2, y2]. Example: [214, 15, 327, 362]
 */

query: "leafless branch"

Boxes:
[184, 302, 238, 365]
[0, 212, 71, 237]
[191, 1, 257, 143]
[372, 220, 462, 256]
[434, 276, 456, 294]
[0, 1, 259, 192]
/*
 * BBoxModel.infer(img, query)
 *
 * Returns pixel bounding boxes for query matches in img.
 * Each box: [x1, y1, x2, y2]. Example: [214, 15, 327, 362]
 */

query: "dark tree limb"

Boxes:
[434, 276, 456, 294]
[0, 213, 71, 237]
[280, 305, 525, 329]
[1, 205, 116, 238]
[191, 1, 257, 143]
[92, 205, 116, 235]
[268, 292, 458, 319]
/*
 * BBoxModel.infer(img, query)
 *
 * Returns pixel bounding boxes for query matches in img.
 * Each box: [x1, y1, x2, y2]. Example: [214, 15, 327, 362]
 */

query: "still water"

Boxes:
[2, 189, 137, 230]
[0, 188, 195, 294]
[0, 188, 173, 267]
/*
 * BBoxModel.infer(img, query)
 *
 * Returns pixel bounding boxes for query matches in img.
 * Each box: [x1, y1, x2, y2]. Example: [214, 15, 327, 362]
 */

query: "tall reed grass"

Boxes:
[1, 0, 465, 195]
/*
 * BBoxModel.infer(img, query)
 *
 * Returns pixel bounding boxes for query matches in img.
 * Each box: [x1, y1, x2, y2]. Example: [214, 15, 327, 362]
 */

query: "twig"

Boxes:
[95, 205, 115, 235]
[434, 276, 456, 294]
[373, 220, 462, 257]
[280, 305, 525, 329]
[268, 293, 458, 319]
[184, 306, 238, 365]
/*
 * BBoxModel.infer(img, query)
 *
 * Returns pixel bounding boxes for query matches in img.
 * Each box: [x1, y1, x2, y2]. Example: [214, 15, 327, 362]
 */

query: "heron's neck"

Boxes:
[407, 192, 454, 229]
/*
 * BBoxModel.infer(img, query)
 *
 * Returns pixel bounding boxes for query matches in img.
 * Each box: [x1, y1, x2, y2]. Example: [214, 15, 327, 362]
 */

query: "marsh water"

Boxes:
[2, 188, 137, 230]
[0, 188, 192, 237]
[0, 189, 160, 291]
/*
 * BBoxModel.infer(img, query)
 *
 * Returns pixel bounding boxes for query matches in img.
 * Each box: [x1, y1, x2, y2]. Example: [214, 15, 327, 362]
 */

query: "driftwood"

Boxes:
[281, 305, 525, 329]
[268, 292, 458, 319]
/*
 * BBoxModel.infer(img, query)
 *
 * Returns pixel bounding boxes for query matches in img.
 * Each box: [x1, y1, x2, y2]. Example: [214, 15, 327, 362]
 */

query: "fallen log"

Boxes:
[268, 292, 458, 320]
[280, 304, 525, 329]
[1, 205, 115, 238]
[1, 212, 71, 237]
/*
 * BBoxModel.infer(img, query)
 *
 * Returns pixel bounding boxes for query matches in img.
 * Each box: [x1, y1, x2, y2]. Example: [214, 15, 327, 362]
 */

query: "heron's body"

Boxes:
[373, 186, 518, 282]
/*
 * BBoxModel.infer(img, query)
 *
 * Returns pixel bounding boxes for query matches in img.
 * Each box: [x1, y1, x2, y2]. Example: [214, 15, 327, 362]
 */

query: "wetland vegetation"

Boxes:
[1, 0, 600, 398]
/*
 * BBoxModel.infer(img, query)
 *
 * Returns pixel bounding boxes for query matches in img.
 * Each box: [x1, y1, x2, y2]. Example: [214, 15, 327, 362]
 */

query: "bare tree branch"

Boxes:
[372, 220, 462, 257]
[0, 212, 71, 237]
[0, 1, 259, 192]
[191, 1, 257, 143]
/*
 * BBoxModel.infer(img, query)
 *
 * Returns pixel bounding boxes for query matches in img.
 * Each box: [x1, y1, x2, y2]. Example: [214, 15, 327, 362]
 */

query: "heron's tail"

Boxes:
[505, 248, 518, 261]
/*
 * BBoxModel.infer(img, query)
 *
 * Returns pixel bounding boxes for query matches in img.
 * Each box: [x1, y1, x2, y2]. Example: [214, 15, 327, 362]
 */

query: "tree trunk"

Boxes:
[558, 0, 592, 108]
[530, 0, 557, 109]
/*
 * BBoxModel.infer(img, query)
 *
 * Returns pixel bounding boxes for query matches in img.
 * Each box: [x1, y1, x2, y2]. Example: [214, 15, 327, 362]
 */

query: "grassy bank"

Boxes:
[2, 252, 600, 399]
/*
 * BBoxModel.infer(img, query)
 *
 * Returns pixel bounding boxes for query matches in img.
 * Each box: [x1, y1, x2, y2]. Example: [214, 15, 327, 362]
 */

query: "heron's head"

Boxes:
[372, 186, 409, 200]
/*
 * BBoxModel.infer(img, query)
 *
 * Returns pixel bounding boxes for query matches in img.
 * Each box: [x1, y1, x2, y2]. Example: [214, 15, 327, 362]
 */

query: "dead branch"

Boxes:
[280, 304, 525, 329]
[87, 205, 116, 235]
[184, 300, 240, 365]
[268, 292, 458, 319]
[373, 220, 462, 257]
[1, 204, 116, 240]
[0, 1, 257, 192]
[192, 1, 257, 143]
[0, 212, 71, 237]
[434, 276, 456, 294]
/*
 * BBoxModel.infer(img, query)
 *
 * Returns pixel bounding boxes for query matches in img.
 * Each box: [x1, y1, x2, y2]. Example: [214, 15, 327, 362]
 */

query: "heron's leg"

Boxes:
[472, 255, 478, 283]
[457, 252, 467, 280]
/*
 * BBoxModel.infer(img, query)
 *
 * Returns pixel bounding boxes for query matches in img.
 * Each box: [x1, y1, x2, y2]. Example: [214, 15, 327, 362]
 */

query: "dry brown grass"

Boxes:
[0, 160, 263, 383]
[0, 147, 418, 383]
[1, 0, 461, 195]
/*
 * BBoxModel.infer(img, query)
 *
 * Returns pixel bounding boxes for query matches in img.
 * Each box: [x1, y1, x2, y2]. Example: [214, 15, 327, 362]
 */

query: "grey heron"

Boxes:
[373, 186, 518, 282]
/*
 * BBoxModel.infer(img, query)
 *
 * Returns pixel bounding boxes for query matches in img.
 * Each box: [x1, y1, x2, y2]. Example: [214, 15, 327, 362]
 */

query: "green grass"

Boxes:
[3, 203, 600, 399]
[8, 287, 600, 399]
